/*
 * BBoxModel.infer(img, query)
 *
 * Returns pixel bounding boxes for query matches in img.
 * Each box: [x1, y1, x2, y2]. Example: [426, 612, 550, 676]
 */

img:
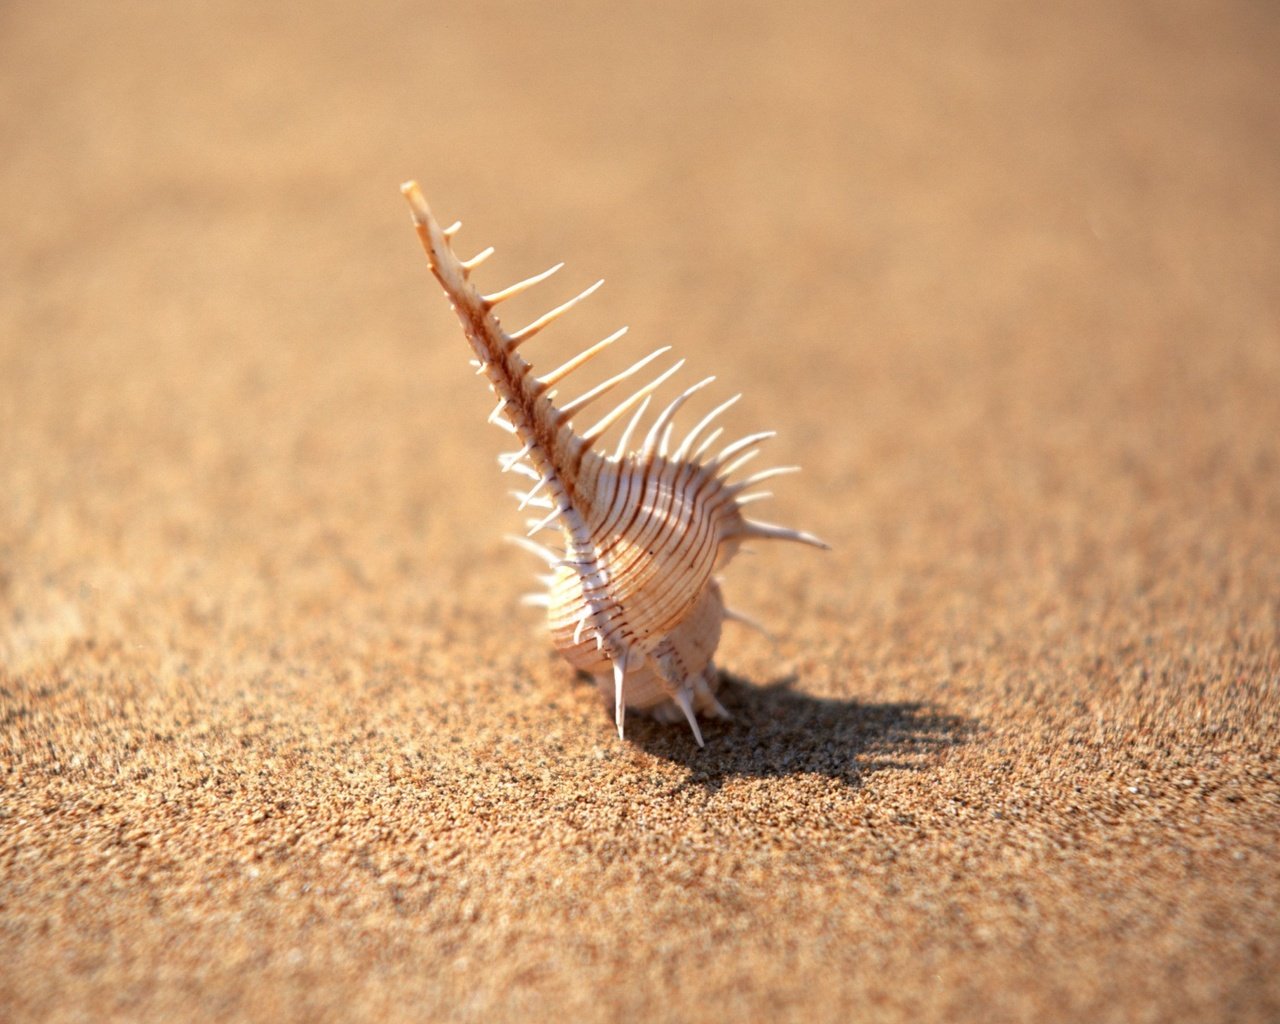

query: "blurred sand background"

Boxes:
[2, 1, 1278, 1021]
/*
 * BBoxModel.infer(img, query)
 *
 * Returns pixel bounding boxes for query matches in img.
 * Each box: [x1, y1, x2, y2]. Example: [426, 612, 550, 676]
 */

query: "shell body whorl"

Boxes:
[401, 182, 826, 745]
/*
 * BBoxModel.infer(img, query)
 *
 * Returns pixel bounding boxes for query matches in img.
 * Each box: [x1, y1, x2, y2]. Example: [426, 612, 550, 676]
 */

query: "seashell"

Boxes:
[401, 181, 827, 745]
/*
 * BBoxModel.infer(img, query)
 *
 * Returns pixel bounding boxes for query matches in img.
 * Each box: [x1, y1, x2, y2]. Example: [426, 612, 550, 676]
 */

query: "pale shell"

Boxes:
[402, 182, 826, 745]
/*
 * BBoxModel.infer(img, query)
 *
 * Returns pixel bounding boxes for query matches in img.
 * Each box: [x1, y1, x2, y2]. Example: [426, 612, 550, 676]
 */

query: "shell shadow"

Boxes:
[625, 672, 975, 793]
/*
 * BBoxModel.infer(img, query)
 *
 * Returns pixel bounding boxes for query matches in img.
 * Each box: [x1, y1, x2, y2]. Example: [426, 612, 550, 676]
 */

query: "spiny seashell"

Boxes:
[401, 182, 826, 745]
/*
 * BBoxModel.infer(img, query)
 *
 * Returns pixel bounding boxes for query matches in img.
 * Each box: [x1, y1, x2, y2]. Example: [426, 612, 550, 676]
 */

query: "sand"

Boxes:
[2, 2, 1278, 1021]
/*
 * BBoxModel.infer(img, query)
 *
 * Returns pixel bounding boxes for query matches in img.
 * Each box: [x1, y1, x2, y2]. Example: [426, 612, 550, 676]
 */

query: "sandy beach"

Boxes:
[2, 2, 1277, 1021]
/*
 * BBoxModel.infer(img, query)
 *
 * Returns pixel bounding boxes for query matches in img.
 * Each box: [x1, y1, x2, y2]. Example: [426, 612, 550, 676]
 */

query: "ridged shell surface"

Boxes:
[401, 182, 825, 744]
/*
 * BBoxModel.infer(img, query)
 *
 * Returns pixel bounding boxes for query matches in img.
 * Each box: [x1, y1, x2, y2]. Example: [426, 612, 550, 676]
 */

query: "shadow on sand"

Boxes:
[623, 672, 974, 792]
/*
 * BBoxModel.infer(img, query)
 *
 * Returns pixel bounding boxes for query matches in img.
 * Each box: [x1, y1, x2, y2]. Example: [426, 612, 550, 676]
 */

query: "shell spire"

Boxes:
[402, 181, 827, 745]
